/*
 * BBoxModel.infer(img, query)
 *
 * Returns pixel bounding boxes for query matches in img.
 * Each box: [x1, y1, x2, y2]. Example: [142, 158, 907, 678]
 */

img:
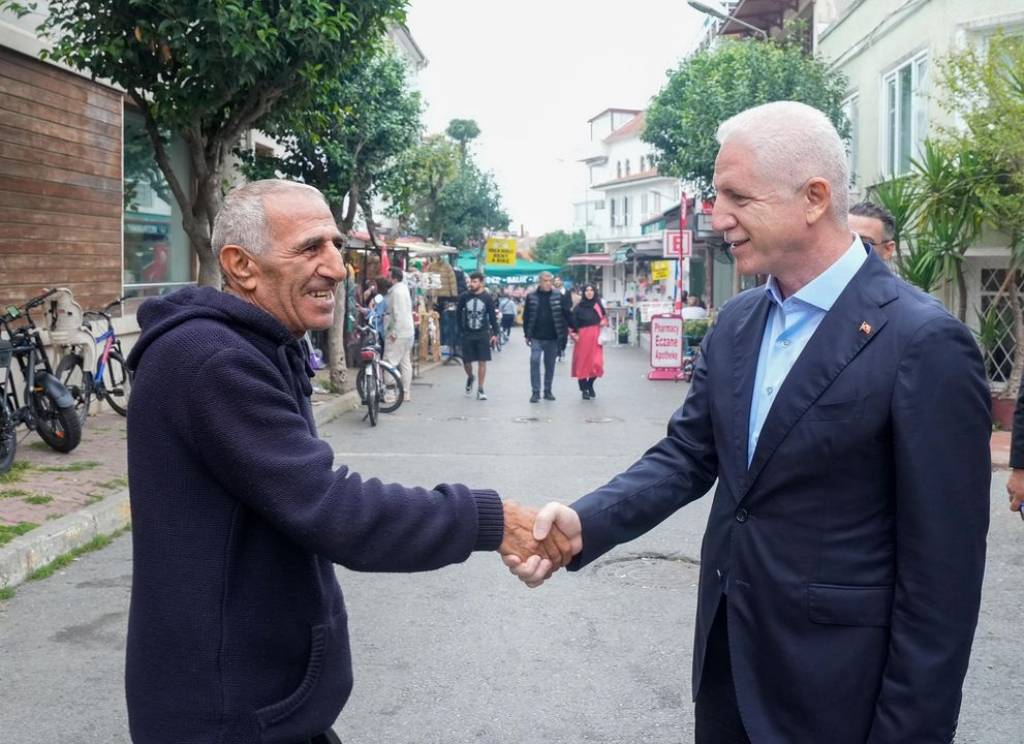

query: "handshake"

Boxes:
[499, 501, 582, 588]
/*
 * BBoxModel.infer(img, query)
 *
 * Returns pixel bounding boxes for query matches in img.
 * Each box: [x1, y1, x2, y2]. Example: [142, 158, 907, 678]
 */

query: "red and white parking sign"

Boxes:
[663, 230, 692, 258]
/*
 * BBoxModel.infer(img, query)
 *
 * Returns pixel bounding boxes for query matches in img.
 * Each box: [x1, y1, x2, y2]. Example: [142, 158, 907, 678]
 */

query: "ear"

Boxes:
[219, 245, 259, 291]
[803, 177, 832, 226]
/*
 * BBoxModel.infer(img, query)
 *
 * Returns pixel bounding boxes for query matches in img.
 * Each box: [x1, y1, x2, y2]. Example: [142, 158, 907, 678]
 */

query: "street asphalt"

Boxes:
[0, 328, 1020, 743]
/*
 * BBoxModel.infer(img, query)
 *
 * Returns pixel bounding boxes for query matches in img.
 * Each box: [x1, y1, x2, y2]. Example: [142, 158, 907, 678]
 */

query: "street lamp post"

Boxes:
[687, 0, 769, 40]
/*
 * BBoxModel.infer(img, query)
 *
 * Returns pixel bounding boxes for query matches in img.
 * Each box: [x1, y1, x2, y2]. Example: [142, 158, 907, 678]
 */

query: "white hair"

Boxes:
[211, 179, 328, 259]
[715, 101, 849, 219]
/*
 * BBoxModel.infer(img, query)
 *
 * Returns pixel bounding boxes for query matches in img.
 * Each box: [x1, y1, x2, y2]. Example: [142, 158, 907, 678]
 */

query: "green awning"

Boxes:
[456, 253, 562, 277]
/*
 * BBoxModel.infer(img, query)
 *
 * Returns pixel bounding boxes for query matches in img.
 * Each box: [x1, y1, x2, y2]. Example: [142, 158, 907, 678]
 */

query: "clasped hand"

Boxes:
[499, 502, 582, 588]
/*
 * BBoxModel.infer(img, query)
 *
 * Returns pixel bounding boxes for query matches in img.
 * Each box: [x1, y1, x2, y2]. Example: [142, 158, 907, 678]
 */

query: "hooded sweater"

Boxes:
[124, 286, 504, 744]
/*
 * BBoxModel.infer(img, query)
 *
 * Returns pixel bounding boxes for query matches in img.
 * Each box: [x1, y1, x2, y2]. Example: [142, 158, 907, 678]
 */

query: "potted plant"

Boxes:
[617, 321, 629, 344]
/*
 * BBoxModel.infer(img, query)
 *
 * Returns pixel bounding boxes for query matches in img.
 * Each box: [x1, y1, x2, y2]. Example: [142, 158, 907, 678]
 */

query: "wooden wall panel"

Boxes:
[0, 47, 122, 316]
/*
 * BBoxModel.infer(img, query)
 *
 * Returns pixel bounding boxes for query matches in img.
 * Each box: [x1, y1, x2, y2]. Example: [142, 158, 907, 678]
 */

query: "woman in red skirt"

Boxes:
[570, 284, 607, 399]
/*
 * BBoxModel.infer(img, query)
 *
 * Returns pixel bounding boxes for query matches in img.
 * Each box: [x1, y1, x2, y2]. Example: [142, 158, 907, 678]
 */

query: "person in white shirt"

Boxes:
[384, 267, 415, 402]
[680, 295, 709, 320]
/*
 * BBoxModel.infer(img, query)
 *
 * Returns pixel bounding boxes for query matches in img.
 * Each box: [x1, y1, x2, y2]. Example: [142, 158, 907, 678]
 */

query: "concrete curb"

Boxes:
[0, 389, 362, 591]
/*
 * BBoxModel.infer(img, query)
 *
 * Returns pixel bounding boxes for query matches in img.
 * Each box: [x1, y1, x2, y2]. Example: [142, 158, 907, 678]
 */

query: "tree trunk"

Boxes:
[956, 261, 968, 323]
[325, 186, 360, 394]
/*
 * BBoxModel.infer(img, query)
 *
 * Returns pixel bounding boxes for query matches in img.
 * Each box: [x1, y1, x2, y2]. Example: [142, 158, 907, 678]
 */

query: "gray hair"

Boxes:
[537, 271, 553, 281]
[715, 101, 849, 220]
[211, 179, 328, 259]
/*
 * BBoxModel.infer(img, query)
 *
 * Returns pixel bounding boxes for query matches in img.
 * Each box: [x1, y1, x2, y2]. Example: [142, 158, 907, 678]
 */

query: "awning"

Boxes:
[391, 239, 459, 255]
[566, 253, 613, 266]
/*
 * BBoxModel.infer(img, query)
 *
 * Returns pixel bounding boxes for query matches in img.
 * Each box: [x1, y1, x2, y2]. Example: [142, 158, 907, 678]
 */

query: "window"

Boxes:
[616, 161, 622, 178]
[123, 111, 194, 297]
[594, 200, 605, 210]
[641, 193, 649, 216]
[842, 93, 860, 186]
[624, 159, 631, 176]
[980, 268, 1024, 385]
[883, 52, 929, 177]
[639, 156, 645, 171]
[653, 192, 661, 213]
[623, 196, 630, 226]
[610, 198, 617, 226]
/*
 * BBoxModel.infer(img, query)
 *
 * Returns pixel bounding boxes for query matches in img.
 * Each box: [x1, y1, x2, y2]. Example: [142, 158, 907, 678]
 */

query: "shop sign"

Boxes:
[650, 261, 671, 281]
[649, 314, 685, 370]
[640, 301, 674, 322]
[663, 230, 692, 258]
[485, 238, 517, 265]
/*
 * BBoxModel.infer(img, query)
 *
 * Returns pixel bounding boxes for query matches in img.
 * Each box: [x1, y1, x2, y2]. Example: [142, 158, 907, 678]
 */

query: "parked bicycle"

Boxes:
[53, 295, 133, 424]
[0, 289, 82, 464]
[0, 338, 16, 473]
[355, 324, 404, 426]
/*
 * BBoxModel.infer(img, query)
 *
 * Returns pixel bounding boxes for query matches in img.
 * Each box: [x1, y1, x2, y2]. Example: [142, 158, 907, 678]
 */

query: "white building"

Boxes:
[571, 108, 685, 316]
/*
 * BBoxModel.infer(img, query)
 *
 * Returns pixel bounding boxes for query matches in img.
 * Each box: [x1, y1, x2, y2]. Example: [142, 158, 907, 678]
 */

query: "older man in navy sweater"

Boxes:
[124, 179, 579, 744]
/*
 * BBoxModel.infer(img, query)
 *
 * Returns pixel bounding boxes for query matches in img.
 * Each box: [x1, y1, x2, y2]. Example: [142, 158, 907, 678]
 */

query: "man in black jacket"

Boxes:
[521, 271, 572, 402]
[124, 180, 577, 744]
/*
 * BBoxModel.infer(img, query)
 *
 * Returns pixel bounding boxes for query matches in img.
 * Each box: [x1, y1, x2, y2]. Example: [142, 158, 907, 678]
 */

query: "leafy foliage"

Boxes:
[242, 45, 422, 233]
[387, 131, 508, 247]
[532, 230, 586, 267]
[445, 118, 480, 160]
[643, 35, 849, 198]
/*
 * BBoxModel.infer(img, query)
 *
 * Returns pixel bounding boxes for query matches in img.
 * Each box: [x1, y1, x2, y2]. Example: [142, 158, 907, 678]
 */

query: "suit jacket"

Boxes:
[569, 254, 990, 743]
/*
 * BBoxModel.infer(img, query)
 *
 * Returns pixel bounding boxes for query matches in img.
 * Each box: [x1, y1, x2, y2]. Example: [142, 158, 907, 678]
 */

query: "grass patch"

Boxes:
[0, 488, 32, 499]
[0, 521, 38, 547]
[27, 441, 51, 452]
[0, 461, 32, 484]
[27, 527, 128, 582]
[23, 495, 52, 505]
[36, 460, 100, 473]
[84, 493, 104, 505]
[0, 585, 14, 600]
[95, 476, 128, 491]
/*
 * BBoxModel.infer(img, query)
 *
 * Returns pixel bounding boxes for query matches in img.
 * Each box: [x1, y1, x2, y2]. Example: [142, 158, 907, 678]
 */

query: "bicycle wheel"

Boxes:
[378, 365, 404, 413]
[101, 349, 132, 416]
[361, 366, 378, 427]
[55, 351, 92, 426]
[0, 397, 16, 475]
[32, 389, 82, 453]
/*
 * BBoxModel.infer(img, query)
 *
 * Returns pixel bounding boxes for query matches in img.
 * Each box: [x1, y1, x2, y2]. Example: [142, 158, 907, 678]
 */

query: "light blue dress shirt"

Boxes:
[747, 238, 868, 465]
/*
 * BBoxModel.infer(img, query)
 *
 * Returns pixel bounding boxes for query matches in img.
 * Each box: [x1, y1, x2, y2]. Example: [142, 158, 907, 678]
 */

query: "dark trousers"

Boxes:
[695, 604, 751, 744]
[530, 338, 559, 393]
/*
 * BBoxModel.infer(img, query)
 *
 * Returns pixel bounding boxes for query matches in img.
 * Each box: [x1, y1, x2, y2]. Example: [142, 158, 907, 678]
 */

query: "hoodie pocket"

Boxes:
[807, 583, 894, 627]
[255, 623, 328, 727]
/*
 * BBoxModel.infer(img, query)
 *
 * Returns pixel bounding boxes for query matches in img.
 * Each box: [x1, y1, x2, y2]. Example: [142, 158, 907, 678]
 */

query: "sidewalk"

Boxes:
[0, 381, 362, 591]
[0, 365, 1011, 591]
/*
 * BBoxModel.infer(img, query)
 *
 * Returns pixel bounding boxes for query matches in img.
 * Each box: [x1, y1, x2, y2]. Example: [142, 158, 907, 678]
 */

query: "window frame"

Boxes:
[880, 50, 929, 178]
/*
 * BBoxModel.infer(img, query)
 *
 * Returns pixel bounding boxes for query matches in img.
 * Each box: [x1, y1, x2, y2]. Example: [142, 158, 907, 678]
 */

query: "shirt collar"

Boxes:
[763, 236, 868, 311]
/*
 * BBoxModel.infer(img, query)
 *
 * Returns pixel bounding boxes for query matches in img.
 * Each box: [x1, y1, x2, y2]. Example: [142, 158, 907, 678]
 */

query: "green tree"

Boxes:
[643, 35, 849, 197]
[387, 131, 508, 247]
[532, 230, 586, 267]
[445, 118, 480, 160]
[3, 0, 406, 286]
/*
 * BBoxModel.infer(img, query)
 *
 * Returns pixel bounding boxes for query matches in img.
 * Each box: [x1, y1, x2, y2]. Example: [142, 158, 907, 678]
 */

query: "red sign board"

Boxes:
[663, 230, 692, 258]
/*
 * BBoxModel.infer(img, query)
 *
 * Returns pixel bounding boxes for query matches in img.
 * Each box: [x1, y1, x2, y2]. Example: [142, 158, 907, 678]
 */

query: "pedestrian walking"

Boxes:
[383, 267, 415, 402]
[123, 179, 574, 744]
[498, 293, 517, 343]
[457, 271, 499, 400]
[569, 284, 606, 400]
[506, 102, 990, 744]
[522, 271, 572, 402]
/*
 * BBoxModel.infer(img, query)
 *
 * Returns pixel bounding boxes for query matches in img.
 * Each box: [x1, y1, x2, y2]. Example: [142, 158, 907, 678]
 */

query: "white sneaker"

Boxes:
[477, 390, 487, 401]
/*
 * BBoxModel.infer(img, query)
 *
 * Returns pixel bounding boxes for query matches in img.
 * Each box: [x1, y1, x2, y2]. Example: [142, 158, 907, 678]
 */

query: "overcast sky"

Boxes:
[405, 0, 708, 237]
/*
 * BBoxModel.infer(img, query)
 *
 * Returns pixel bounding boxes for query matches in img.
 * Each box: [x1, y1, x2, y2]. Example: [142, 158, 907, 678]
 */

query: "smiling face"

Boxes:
[711, 138, 810, 280]
[229, 189, 346, 336]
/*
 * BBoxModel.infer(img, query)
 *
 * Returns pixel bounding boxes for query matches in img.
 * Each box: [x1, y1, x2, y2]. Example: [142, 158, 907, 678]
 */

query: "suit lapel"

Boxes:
[733, 291, 773, 477]
[738, 255, 897, 501]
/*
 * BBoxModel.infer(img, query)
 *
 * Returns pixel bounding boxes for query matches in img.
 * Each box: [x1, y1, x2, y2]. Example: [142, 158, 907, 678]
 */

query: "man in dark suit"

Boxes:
[504, 102, 991, 743]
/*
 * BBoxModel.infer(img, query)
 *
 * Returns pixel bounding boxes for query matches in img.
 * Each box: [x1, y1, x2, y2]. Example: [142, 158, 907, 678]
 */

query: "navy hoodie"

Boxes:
[125, 287, 504, 743]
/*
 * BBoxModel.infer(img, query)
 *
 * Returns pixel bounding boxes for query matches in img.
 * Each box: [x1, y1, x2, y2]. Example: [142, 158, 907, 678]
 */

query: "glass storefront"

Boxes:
[123, 110, 194, 297]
